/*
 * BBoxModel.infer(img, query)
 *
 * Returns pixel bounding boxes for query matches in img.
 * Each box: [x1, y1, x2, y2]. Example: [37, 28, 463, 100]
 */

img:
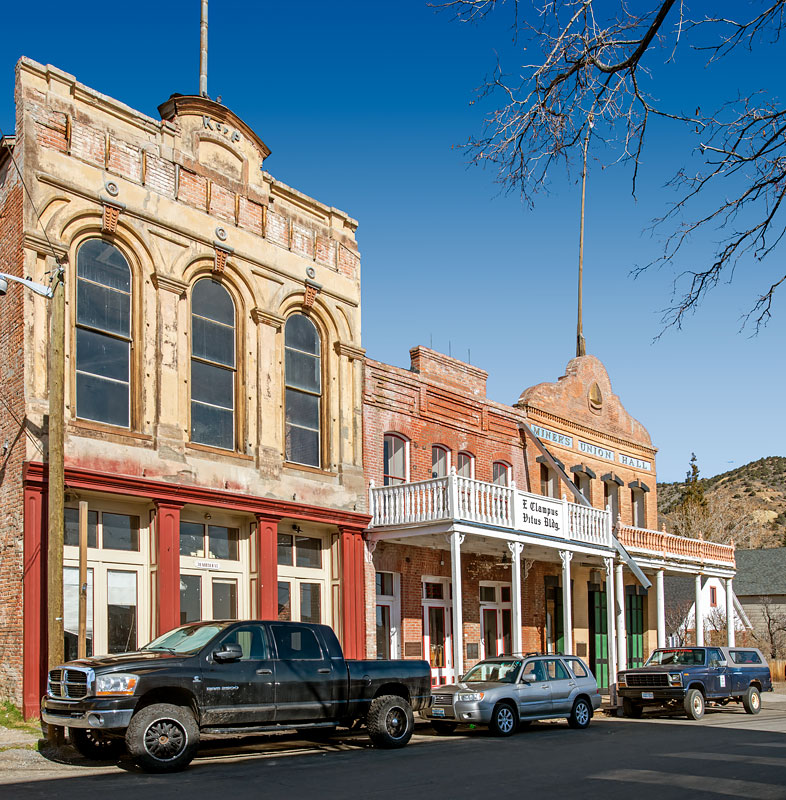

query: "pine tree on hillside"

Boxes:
[680, 453, 708, 513]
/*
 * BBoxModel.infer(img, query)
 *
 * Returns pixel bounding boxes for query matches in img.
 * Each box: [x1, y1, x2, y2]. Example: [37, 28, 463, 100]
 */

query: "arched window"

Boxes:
[284, 314, 321, 467]
[75, 239, 132, 427]
[190, 278, 236, 450]
[383, 434, 407, 485]
[457, 451, 475, 479]
[492, 461, 511, 487]
[431, 445, 450, 478]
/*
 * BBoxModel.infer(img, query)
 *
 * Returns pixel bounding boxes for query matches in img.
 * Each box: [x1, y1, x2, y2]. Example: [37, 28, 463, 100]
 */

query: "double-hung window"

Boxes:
[75, 240, 132, 427]
[190, 279, 236, 450]
[383, 434, 407, 485]
[284, 315, 321, 467]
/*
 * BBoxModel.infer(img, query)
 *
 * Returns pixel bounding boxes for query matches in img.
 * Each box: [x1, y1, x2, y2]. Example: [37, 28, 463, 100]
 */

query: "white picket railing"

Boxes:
[369, 471, 612, 549]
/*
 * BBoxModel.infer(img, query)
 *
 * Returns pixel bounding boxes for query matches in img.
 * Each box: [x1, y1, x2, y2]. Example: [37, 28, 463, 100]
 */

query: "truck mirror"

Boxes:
[214, 642, 243, 663]
[521, 674, 536, 684]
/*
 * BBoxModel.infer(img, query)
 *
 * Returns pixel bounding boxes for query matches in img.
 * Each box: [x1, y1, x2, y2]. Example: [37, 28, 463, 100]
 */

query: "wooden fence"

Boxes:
[770, 659, 785, 682]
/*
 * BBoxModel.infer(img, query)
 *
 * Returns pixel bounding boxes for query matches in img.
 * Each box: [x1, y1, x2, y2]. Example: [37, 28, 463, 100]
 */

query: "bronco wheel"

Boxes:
[568, 697, 593, 729]
[125, 703, 199, 773]
[684, 689, 705, 720]
[489, 702, 517, 737]
[431, 720, 457, 735]
[367, 695, 414, 749]
[70, 728, 126, 760]
[623, 698, 644, 718]
[742, 686, 761, 715]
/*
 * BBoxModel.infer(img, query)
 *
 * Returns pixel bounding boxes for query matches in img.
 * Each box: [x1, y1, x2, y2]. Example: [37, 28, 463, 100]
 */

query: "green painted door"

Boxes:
[626, 593, 644, 668]
[589, 590, 609, 689]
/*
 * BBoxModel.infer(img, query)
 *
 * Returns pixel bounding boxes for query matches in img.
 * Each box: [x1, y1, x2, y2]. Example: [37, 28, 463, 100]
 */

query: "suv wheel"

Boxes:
[125, 703, 199, 772]
[622, 698, 643, 718]
[367, 695, 415, 749]
[742, 686, 761, 715]
[568, 697, 593, 729]
[684, 689, 705, 720]
[489, 702, 517, 737]
[70, 728, 126, 760]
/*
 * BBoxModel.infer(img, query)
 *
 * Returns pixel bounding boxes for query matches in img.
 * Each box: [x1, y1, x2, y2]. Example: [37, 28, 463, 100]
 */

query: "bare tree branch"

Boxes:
[439, 0, 786, 331]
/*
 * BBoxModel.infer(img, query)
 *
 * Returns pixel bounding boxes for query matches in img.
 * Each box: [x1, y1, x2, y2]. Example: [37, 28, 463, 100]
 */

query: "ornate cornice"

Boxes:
[23, 231, 68, 260]
[334, 341, 366, 361]
[151, 274, 188, 296]
[251, 308, 285, 329]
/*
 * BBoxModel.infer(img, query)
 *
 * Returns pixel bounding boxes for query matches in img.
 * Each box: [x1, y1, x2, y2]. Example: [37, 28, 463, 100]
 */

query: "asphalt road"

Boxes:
[3, 697, 786, 800]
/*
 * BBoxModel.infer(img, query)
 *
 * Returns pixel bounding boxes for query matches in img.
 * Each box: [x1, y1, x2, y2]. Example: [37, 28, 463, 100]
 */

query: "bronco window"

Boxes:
[729, 650, 762, 664]
[646, 648, 706, 666]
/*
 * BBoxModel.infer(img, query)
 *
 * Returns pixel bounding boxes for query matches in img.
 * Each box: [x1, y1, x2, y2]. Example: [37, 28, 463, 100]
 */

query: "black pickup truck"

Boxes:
[41, 620, 431, 771]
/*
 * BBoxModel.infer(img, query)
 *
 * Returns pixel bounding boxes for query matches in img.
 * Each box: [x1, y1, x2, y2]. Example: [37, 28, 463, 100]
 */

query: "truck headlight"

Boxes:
[95, 673, 138, 696]
[669, 673, 682, 687]
[457, 692, 484, 702]
[617, 673, 627, 687]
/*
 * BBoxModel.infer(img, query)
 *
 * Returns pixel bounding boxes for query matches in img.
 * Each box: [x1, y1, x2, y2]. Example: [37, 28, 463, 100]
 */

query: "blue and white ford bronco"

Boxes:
[618, 646, 772, 720]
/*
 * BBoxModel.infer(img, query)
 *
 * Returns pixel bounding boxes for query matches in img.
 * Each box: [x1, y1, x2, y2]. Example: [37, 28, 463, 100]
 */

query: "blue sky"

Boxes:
[3, 1, 783, 482]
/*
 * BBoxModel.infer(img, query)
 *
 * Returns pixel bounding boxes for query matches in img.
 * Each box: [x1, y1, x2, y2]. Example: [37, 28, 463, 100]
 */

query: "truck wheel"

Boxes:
[623, 698, 643, 718]
[742, 686, 761, 715]
[70, 728, 126, 760]
[367, 695, 414, 749]
[489, 702, 517, 737]
[431, 721, 457, 735]
[125, 703, 199, 772]
[684, 689, 705, 720]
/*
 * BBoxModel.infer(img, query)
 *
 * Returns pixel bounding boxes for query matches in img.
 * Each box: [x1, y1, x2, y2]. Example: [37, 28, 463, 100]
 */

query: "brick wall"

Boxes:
[0, 141, 26, 704]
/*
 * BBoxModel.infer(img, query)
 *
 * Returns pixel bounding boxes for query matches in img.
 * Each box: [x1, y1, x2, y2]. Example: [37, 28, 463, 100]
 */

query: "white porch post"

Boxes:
[509, 541, 523, 655]
[450, 531, 464, 679]
[615, 562, 627, 671]
[695, 574, 704, 646]
[604, 557, 618, 702]
[559, 550, 573, 654]
[656, 569, 666, 648]
[726, 578, 735, 647]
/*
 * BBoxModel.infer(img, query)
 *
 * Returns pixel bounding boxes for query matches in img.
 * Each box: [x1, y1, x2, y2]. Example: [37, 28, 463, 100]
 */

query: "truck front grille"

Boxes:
[626, 673, 669, 688]
[48, 668, 90, 699]
[432, 694, 454, 706]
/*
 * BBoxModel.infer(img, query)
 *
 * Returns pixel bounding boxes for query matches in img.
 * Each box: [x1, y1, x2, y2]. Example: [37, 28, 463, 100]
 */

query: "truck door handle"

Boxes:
[317, 668, 331, 674]
[256, 668, 273, 675]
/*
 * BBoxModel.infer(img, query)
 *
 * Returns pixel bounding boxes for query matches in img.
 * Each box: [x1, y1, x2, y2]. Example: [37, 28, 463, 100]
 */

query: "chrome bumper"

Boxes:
[41, 707, 133, 730]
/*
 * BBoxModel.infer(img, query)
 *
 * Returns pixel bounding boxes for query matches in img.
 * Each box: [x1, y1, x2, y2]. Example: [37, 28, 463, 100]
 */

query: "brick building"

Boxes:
[364, 347, 739, 690]
[0, 59, 368, 716]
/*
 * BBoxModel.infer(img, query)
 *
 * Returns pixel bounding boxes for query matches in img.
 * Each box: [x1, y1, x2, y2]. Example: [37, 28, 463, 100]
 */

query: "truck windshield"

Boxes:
[462, 660, 521, 683]
[143, 624, 228, 654]
[646, 649, 705, 666]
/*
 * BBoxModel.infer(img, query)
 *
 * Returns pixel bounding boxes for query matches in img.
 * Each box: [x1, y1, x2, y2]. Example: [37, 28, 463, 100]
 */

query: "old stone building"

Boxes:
[364, 348, 738, 690]
[0, 58, 368, 716]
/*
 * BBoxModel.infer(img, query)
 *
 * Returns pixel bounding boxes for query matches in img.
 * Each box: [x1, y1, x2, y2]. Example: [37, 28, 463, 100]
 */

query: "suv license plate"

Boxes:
[432, 708, 445, 717]
[641, 692, 654, 699]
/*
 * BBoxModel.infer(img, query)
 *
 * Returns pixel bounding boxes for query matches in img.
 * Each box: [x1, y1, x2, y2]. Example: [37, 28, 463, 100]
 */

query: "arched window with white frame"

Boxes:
[492, 461, 511, 487]
[457, 451, 475, 479]
[431, 445, 450, 478]
[75, 239, 132, 428]
[284, 314, 322, 467]
[383, 434, 408, 485]
[190, 278, 236, 450]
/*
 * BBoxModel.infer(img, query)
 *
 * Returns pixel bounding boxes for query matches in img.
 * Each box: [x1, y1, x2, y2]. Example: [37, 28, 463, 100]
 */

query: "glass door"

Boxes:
[422, 578, 452, 685]
[479, 583, 512, 658]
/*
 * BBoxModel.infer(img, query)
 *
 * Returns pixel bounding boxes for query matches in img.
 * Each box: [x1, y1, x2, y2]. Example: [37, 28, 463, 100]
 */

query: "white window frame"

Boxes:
[457, 451, 475, 479]
[375, 571, 401, 659]
[383, 432, 410, 485]
[276, 527, 332, 625]
[478, 580, 513, 660]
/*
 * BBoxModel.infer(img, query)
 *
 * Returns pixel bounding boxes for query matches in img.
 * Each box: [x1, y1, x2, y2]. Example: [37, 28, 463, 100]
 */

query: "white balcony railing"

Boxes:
[369, 470, 612, 549]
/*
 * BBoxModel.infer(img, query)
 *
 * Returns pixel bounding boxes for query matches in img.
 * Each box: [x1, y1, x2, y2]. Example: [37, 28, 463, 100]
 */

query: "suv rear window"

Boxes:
[565, 658, 588, 678]
[729, 649, 762, 664]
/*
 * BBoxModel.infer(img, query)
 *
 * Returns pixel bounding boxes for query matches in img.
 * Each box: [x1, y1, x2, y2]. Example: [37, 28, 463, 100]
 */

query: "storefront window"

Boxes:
[299, 583, 321, 624]
[208, 526, 239, 560]
[64, 508, 98, 548]
[212, 579, 237, 619]
[180, 522, 205, 558]
[180, 575, 202, 624]
[107, 570, 137, 653]
[376, 605, 391, 660]
[278, 582, 292, 620]
[63, 567, 93, 661]
[102, 513, 139, 551]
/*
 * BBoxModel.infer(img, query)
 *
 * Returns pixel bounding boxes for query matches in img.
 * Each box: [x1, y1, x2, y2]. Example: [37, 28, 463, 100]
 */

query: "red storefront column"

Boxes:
[256, 514, 279, 619]
[340, 526, 366, 660]
[23, 484, 46, 719]
[155, 501, 183, 635]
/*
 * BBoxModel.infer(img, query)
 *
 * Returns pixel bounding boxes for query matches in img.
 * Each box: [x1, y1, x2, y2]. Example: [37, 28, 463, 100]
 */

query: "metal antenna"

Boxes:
[576, 115, 592, 358]
[199, 0, 208, 98]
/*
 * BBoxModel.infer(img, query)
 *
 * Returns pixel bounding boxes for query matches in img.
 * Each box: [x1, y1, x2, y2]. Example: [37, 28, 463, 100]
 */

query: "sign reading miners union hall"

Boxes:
[579, 440, 614, 461]
[619, 453, 652, 471]
[530, 424, 573, 449]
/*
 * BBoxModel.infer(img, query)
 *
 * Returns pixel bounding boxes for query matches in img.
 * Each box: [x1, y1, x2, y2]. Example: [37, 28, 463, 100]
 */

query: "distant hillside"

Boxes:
[657, 456, 786, 546]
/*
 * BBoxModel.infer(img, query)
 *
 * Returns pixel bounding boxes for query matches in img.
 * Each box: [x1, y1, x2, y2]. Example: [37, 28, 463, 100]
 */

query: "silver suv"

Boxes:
[422, 654, 601, 736]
